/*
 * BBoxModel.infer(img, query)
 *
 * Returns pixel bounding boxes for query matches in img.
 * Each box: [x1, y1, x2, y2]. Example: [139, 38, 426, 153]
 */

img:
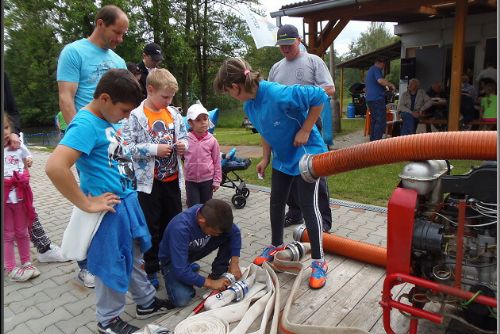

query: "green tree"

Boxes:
[339, 22, 401, 108]
[347, 22, 399, 59]
[4, 0, 62, 126]
[3, 0, 268, 126]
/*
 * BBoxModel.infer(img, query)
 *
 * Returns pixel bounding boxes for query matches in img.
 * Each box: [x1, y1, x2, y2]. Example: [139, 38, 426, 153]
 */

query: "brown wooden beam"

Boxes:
[320, 19, 350, 55]
[308, 20, 318, 54]
[448, 0, 467, 131]
[307, 19, 349, 56]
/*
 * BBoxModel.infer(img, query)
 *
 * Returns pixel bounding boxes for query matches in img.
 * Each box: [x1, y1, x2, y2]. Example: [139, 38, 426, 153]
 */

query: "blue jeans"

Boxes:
[401, 112, 419, 135]
[367, 99, 387, 141]
[160, 235, 232, 307]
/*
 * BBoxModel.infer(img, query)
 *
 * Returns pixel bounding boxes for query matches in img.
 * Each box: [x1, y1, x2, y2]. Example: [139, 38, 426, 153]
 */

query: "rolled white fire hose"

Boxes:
[174, 316, 229, 334]
[174, 242, 370, 334]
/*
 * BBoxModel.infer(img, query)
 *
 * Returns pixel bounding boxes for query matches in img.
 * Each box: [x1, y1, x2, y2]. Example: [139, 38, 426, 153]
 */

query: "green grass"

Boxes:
[235, 159, 483, 207]
[217, 108, 246, 128]
[215, 119, 365, 147]
[337, 118, 365, 135]
[214, 128, 262, 146]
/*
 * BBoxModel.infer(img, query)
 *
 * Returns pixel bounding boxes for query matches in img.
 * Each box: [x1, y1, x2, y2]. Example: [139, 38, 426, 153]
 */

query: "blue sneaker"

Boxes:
[147, 272, 160, 290]
[309, 260, 328, 289]
[253, 244, 286, 266]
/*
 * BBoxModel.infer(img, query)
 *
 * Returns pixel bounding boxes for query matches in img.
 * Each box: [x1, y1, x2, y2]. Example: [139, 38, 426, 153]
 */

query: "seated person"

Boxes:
[426, 81, 448, 120]
[158, 199, 242, 307]
[398, 78, 432, 135]
[479, 82, 497, 127]
[460, 74, 479, 124]
[477, 62, 497, 92]
[478, 77, 496, 99]
[461, 74, 477, 101]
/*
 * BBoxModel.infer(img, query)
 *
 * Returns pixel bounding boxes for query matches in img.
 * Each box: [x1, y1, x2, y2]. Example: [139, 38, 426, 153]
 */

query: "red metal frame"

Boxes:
[386, 187, 417, 276]
[381, 190, 497, 334]
[381, 273, 497, 334]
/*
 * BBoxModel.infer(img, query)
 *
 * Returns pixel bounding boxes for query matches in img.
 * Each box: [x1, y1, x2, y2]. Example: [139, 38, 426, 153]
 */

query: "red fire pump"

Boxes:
[382, 160, 497, 333]
[298, 131, 497, 334]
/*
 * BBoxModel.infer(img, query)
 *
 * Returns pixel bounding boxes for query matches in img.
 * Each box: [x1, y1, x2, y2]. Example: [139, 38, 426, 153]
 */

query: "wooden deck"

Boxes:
[149, 188, 486, 334]
[153, 252, 466, 333]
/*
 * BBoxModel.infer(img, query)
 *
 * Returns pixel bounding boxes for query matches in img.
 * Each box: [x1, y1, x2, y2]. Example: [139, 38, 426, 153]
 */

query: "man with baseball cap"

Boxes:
[276, 24, 301, 45]
[257, 24, 335, 233]
[138, 42, 164, 98]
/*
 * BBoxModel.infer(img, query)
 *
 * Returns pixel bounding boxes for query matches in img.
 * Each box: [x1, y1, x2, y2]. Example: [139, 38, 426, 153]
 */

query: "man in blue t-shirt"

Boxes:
[57, 5, 128, 126]
[56, 4, 128, 288]
[365, 56, 396, 141]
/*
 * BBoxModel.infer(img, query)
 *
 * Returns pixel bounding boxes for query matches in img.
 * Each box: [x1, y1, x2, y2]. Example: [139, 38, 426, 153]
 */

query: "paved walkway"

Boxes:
[4, 145, 388, 334]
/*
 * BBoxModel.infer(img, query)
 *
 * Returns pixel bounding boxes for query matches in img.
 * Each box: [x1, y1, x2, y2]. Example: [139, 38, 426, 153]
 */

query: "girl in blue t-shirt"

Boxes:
[213, 57, 328, 289]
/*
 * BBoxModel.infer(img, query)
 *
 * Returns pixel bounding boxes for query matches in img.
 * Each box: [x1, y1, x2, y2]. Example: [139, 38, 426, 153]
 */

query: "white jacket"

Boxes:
[122, 100, 188, 194]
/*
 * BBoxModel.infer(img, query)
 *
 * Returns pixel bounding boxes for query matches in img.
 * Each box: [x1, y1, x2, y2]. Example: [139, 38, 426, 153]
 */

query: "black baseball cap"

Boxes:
[276, 24, 299, 46]
[143, 42, 163, 61]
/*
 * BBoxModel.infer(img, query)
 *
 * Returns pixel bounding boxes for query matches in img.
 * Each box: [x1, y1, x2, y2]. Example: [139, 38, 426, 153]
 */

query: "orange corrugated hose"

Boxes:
[311, 131, 497, 177]
[301, 230, 387, 267]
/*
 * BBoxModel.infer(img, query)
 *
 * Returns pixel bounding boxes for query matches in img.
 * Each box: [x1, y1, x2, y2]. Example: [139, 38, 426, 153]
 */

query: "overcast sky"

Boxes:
[260, 0, 397, 55]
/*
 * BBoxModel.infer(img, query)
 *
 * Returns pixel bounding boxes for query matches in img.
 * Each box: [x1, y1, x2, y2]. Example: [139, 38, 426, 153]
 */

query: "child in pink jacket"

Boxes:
[184, 104, 222, 207]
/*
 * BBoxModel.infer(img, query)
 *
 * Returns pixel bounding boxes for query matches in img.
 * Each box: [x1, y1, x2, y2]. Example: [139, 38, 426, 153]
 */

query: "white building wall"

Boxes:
[394, 12, 497, 91]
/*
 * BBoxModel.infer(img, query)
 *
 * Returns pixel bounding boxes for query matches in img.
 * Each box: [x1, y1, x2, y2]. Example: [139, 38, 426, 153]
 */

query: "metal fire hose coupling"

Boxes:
[285, 241, 306, 261]
[221, 272, 236, 285]
[299, 154, 318, 183]
[293, 224, 307, 242]
[228, 280, 249, 302]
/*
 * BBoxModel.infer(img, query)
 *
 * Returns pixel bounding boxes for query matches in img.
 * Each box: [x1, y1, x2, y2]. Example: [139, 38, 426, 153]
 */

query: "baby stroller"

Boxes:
[221, 148, 251, 209]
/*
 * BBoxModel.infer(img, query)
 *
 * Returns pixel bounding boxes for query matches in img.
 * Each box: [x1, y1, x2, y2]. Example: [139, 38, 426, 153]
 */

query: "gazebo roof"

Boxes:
[271, 0, 496, 24]
[337, 41, 401, 69]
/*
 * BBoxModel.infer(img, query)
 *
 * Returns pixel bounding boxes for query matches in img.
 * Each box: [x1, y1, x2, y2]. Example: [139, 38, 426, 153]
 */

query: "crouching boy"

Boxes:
[159, 199, 242, 307]
[46, 69, 173, 333]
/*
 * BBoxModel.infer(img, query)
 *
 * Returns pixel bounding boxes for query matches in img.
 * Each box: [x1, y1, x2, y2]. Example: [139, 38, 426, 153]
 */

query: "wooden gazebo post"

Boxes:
[340, 67, 344, 116]
[448, 0, 468, 131]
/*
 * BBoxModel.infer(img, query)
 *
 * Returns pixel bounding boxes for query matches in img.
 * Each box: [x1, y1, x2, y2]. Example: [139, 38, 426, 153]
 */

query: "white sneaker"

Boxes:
[37, 244, 69, 263]
[77, 269, 95, 288]
[22, 262, 41, 278]
[9, 266, 35, 282]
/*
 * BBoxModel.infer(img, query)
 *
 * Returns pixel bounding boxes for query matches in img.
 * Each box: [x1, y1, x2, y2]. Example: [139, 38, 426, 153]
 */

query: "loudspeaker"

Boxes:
[400, 58, 416, 80]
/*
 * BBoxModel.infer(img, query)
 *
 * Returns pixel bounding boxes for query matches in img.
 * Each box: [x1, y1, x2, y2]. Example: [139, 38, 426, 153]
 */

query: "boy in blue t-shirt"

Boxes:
[158, 199, 242, 307]
[46, 69, 173, 333]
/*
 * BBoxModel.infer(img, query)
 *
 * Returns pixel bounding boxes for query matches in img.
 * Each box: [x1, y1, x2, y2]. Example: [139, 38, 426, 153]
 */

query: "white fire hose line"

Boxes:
[175, 242, 370, 334]
[231, 269, 275, 334]
[174, 316, 229, 333]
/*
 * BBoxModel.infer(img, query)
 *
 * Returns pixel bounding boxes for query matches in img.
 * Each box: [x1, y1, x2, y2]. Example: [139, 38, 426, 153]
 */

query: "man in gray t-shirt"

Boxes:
[259, 24, 334, 232]
[268, 45, 335, 95]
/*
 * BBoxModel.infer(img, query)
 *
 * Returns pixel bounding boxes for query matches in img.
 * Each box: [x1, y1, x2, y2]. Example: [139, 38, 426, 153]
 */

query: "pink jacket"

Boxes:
[184, 132, 222, 186]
